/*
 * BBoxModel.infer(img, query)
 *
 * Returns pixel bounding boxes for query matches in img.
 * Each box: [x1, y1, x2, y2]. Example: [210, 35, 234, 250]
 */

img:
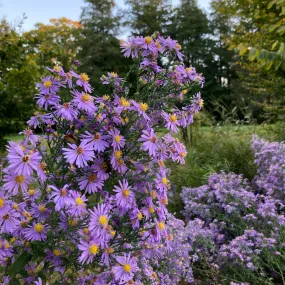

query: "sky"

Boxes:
[0, 0, 211, 32]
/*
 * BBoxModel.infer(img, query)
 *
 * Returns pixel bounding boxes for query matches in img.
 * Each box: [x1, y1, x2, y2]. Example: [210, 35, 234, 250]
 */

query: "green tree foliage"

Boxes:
[125, 0, 173, 35]
[212, 0, 285, 122]
[78, 0, 129, 95]
[24, 18, 83, 71]
[0, 20, 40, 150]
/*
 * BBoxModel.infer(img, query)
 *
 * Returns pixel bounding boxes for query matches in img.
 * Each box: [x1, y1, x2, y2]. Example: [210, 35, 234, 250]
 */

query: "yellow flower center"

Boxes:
[175, 43, 182, 50]
[169, 114, 177, 123]
[115, 135, 121, 143]
[4, 242, 10, 249]
[137, 212, 143, 220]
[185, 67, 192, 73]
[199, 99, 204, 108]
[0, 198, 5, 208]
[39, 205, 46, 213]
[180, 152, 186, 158]
[88, 173, 97, 182]
[54, 65, 61, 72]
[99, 215, 108, 226]
[123, 264, 132, 272]
[75, 197, 84, 206]
[157, 222, 165, 230]
[139, 103, 148, 112]
[83, 228, 89, 235]
[144, 36, 152, 44]
[115, 150, 122, 159]
[161, 198, 168, 205]
[123, 189, 130, 197]
[80, 73, 89, 82]
[53, 249, 61, 256]
[44, 81, 52, 87]
[89, 244, 99, 255]
[110, 72, 117, 77]
[149, 207, 155, 214]
[162, 177, 167, 185]
[119, 97, 130, 107]
[103, 95, 110, 101]
[82, 93, 90, 102]
[182, 89, 187, 95]
[28, 189, 35, 196]
[94, 133, 101, 141]
[60, 189, 67, 196]
[150, 191, 157, 199]
[34, 223, 44, 233]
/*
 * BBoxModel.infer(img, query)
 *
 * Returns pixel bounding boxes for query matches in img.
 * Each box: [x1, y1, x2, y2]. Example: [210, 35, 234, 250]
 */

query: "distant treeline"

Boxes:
[1, 0, 285, 147]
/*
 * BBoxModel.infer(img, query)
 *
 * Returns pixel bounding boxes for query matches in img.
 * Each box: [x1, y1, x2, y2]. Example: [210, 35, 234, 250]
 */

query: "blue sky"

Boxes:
[0, 0, 210, 32]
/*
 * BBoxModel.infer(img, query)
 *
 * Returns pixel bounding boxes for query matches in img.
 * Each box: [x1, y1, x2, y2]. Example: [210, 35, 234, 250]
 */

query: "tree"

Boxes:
[125, 0, 173, 36]
[78, 0, 129, 95]
[24, 17, 82, 71]
[0, 19, 40, 150]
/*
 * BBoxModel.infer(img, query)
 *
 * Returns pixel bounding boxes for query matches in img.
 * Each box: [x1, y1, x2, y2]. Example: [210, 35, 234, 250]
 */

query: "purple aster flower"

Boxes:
[62, 142, 95, 168]
[23, 188, 41, 201]
[7, 145, 41, 176]
[27, 112, 41, 129]
[3, 171, 31, 195]
[80, 131, 110, 153]
[78, 172, 104, 194]
[36, 76, 62, 95]
[24, 222, 49, 241]
[0, 192, 10, 216]
[20, 129, 40, 146]
[131, 100, 150, 121]
[35, 93, 61, 110]
[138, 128, 159, 157]
[48, 185, 74, 211]
[54, 103, 78, 121]
[69, 71, 92, 93]
[110, 151, 128, 174]
[120, 38, 139, 58]
[92, 156, 110, 180]
[0, 209, 20, 234]
[30, 203, 50, 222]
[113, 180, 135, 210]
[113, 253, 138, 283]
[0, 239, 13, 262]
[161, 111, 179, 133]
[71, 90, 97, 115]
[78, 238, 100, 264]
[109, 128, 126, 150]
[67, 191, 87, 217]
[89, 204, 110, 237]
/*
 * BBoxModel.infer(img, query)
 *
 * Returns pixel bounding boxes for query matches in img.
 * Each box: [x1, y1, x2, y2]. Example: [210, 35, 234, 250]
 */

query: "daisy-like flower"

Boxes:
[7, 145, 41, 176]
[113, 253, 139, 283]
[70, 71, 92, 93]
[155, 171, 169, 192]
[55, 103, 78, 121]
[23, 188, 40, 201]
[78, 238, 100, 264]
[131, 100, 150, 121]
[0, 209, 20, 234]
[3, 172, 31, 195]
[191, 92, 204, 113]
[78, 172, 104, 194]
[120, 38, 139, 58]
[71, 90, 97, 115]
[67, 191, 87, 217]
[89, 204, 110, 237]
[27, 111, 41, 129]
[35, 93, 61, 110]
[161, 111, 179, 133]
[24, 222, 49, 241]
[92, 156, 110, 180]
[36, 76, 62, 95]
[20, 129, 40, 146]
[0, 238, 13, 261]
[48, 185, 74, 211]
[110, 151, 128, 174]
[80, 131, 110, 153]
[138, 128, 159, 157]
[62, 142, 95, 168]
[109, 129, 126, 150]
[30, 203, 50, 222]
[113, 180, 135, 210]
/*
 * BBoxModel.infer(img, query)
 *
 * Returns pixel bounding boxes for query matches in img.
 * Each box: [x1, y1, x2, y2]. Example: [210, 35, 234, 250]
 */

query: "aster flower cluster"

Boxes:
[0, 34, 203, 284]
[181, 140, 285, 285]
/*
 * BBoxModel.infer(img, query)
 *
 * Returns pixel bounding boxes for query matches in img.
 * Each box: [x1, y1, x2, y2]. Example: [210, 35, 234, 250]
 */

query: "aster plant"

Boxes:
[0, 34, 203, 284]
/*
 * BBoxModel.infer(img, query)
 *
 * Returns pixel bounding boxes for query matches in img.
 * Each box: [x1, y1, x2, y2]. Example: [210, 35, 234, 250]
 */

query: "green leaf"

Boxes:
[277, 25, 285, 35]
[248, 47, 257, 61]
[9, 252, 32, 276]
[268, 0, 276, 9]
[238, 43, 248, 56]
[279, 42, 285, 53]
[272, 40, 279, 50]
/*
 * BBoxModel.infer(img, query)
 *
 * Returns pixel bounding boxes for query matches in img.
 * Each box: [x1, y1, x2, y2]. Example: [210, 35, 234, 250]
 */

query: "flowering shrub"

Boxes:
[0, 34, 203, 284]
[181, 138, 285, 284]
